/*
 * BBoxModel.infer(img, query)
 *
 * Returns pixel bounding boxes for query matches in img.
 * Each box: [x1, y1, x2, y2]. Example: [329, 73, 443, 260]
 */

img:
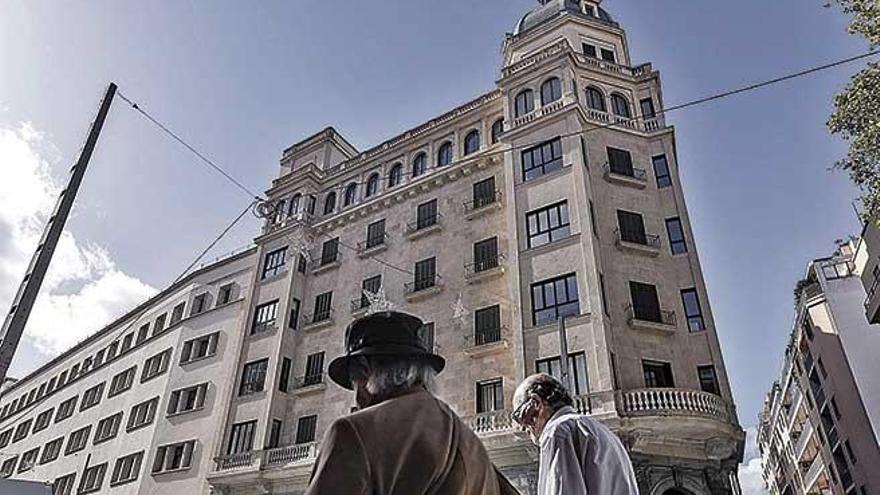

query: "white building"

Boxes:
[0, 1, 744, 493]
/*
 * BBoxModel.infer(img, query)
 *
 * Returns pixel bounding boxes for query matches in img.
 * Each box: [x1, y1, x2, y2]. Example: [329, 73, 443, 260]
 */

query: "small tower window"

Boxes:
[585, 87, 606, 112]
[464, 130, 481, 156]
[611, 94, 631, 118]
[514, 89, 535, 118]
[437, 142, 453, 167]
[388, 163, 403, 187]
[323, 192, 336, 215]
[344, 183, 357, 207]
[491, 119, 504, 144]
[412, 152, 428, 177]
[540, 77, 562, 105]
[365, 173, 380, 198]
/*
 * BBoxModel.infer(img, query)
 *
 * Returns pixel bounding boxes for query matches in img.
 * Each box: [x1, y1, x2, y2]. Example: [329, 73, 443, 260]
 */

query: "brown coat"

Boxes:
[305, 389, 520, 495]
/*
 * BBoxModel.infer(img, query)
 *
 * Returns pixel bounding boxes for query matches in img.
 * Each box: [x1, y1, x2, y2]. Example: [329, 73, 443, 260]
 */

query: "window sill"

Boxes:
[615, 239, 661, 257]
[292, 383, 327, 397]
[404, 284, 444, 302]
[259, 271, 288, 284]
[167, 405, 206, 418]
[236, 390, 267, 403]
[126, 420, 155, 433]
[465, 265, 505, 284]
[248, 324, 278, 340]
[109, 477, 139, 488]
[357, 243, 388, 258]
[465, 201, 503, 220]
[464, 339, 510, 358]
[180, 352, 218, 367]
[603, 170, 647, 189]
[406, 223, 442, 241]
[627, 317, 676, 334]
[312, 260, 341, 274]
[523, 232, 581, 256]
[303, 318, 334, 332]
[93, 434, 119, 446]
[516, 163, 572, 189]
[152, 466, 192, 476]
[525, 313, 592, 333]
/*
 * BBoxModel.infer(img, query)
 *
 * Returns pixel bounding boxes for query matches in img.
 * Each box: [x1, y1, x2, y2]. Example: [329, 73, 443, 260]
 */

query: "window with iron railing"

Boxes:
[607, 147, 635, 177]
[616, 210, 649, 245]
[474, 305, 502, 345]
[303, 352, 325, 387]
[412, 258, 437, 292]
[471, 177, 498, 210]
[629, 281, 663, 323]
[415, 199, 439, 230]
[365, 219, 386, 249]
[320, 238, 339, 265]
[471, 237, 500, 273]
[312, 292, 333, 322]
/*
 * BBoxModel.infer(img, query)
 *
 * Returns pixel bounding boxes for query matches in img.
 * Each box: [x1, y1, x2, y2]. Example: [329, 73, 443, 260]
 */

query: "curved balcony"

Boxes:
[616, 388, 735, 424]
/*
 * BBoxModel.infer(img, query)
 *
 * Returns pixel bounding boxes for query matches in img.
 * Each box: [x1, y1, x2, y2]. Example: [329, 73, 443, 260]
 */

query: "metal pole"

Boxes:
[557, 316, 572, 392]
[0, 83, 117, 383]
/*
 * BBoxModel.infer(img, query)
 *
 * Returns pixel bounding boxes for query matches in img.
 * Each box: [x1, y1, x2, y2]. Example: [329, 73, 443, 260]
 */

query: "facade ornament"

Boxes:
[363, 286, 394, 315]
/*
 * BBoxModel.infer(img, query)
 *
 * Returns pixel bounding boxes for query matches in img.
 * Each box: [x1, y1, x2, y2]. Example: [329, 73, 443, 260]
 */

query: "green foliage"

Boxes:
[828, 0, 880, 223]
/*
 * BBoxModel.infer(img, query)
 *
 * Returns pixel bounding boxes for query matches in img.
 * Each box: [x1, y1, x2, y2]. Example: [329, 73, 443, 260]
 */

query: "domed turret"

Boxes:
[513, 0, 614, 37]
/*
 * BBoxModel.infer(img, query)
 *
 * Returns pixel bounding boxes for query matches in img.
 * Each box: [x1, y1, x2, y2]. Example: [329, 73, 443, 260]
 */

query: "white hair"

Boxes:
[350, 356, 438, 396]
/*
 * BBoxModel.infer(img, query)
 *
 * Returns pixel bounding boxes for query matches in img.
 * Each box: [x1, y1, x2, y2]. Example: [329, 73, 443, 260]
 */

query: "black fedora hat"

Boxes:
[328, 311, 445, 390]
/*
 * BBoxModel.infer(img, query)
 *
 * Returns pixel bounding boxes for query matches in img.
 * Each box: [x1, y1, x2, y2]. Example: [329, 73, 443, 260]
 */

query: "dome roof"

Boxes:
[513, 0, 614, 36]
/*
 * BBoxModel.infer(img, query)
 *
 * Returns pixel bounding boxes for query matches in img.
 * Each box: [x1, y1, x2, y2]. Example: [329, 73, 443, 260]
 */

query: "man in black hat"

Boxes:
[305, 311, 518, 495]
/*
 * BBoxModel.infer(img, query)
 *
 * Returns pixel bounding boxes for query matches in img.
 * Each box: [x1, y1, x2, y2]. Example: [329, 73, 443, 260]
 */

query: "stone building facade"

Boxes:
[758, 241, 880, 495]
[0, 1, 743, 493]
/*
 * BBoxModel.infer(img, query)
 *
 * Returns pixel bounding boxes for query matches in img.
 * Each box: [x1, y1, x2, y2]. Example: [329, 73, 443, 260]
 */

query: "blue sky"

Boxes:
[0, 1, 871, 488]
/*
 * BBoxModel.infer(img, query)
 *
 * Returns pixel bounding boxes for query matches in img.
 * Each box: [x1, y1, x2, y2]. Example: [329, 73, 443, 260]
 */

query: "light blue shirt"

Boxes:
[537, 406, 639, 495]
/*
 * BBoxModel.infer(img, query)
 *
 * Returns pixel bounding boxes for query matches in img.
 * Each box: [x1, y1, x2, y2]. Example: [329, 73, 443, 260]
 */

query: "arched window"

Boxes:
[323, 192, 336, 215]
[491, 119, 504, 144]
[585, 87, 606, 112]
[463, 130, 480, 156]
[274, 199, 286, 223]
[412, 152, 427, 177]
[610, 94, 631, 118]
[437, 141, 453, 167]
[365, 173, 380, 198]
[288, 194, 302, 215]
[540, 77, 562, 105]
[388, 163, 403, 187]
[344, 183, 357, 207]
[514, 89, 535, 117]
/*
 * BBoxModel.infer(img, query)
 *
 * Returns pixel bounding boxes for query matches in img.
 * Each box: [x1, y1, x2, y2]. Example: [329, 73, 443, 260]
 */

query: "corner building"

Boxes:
[0, 1, 744, 493]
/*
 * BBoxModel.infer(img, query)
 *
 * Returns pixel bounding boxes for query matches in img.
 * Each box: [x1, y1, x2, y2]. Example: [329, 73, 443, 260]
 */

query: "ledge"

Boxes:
[312, 260, 341, 275]
[302, 318, 334, 332]
[627, 317, 676, 334]
[357, 243, 388, 258]
[465, 200, 503, 220]
[466, 266, 505, 284]
[615, 240, 661, 257]
[406, 223, 442, 241]
[404, 284, 443, 302]
[292, 383, 326, 396]
[464, 339, 510, 358]
[603, 170, 647, 189]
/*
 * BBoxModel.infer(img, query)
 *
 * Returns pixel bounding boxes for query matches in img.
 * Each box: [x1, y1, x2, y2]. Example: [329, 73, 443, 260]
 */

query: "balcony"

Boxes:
[356, 234, 389, 257]
[625, 304, 677, 333]
[616, 388, 735, 424]
[404, 275, 443, 301]
[311, 253, 342, 274]
[212, 442, 319, 474]
[405, 214, 443, 240]
[214, 451, 260, 472]
[614, 229, 661, 257]
[465, 410, 515, 436]
[464, 254, 506, 283]
[292, 374, 326, 395]
[463, 191, 503, 220]
[302, 309, 334, 331]
[603, 163, 647, 189]
[464, 326, 509, 357]
[794, 418, 815, 461]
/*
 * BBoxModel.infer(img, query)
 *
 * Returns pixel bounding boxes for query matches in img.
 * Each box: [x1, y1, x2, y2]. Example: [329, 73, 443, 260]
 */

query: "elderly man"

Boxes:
[512, 373, 639, 495]
[306, 311, 518, 495]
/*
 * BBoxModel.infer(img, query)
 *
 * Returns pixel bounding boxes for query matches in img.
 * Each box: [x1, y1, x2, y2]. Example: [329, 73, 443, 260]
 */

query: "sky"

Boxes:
[0, 1, 872, 492]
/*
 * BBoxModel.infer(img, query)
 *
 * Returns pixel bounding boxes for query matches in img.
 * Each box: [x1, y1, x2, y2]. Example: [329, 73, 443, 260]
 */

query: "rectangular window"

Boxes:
[127, 397, 159, 431]
[522, 138, 563, 181]
[268, 419, 283, 449]
[0, 457, 16, 478]
[170, 302, 186, 325]
[313, 292, 333, 322]
[476, 378, 504, 413]
[121, 333, 133, 352]
[18, 448, 38, 473]
[191, 293, 208, 315]
[296, 415, 318, 444]
[607, 147, 634, 176]
[135, 324, 149, 345]
[109, 366, 137, 397]
[413, 257, 437, 291]
[698, 365, 720, 395]
[666, 217, 687, 254]
[65, 425, 91, 455]
[218, 283, 234, 305]
[252, 300, 279, 335]
[472, 237, 499, 272]
[416, 199, 439, 229]
[280, 357, 292, 392]
[472, 177, 497, 209]
[110, 451, 143, 486]
[142, 349, 172, 382]
[94, 412, 123, 444]
[79, 462, 107, 494]
[617, 210, 648, 245]
[582, 43, 597, 58]
[153, 313, 167, 336]
[33, 408, 53, 433]
[629, 281, 663, 323]
[600, 48, 615, 62]
[52, 473, 76, 495]
[55, 396, 77, 423]
[12, 420, 31, 443]
[297, 254, 307, 273]
[642, 360, 674, 388]
[304, 352, 325, 386]
[152, 440, 196, 474]
[320, 238, 339, 265]
[360, 275, 382, 308]
[227, 420, 256, 455]
[418, 322, 435, 352]
[262, 246, 288, 279]
[526, 201, 571, 248]
[240, 359, 269, 396]
[640, 98, 656, 119]
[652, 155, 671, 188]
[536, 352, 590, 396]
[681, 288, 706, 331]
[289, 298, 300, 330]
[366, 219, 386, 249]
[845, 440, 857, 465]
[474, 305, 502, 345]
[531, 273, 580, 325]
[167, 383, 208, 415]
[181, 332, 219, 364]
[80, 382, 104, 411]
[40, 437, 63, 465]
[599, 273, 610, 316]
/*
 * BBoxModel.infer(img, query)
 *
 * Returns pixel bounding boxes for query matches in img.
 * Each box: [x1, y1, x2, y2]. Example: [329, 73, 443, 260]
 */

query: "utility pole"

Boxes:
[0, 83, 117, 383]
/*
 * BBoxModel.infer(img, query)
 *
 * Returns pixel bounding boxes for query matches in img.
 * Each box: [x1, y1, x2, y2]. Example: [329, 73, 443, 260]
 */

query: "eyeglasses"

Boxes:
[510, 397, 535, 426]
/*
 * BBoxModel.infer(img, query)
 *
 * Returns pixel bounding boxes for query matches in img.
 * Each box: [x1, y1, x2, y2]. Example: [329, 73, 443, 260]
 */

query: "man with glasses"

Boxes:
[512, 373, 638, 495]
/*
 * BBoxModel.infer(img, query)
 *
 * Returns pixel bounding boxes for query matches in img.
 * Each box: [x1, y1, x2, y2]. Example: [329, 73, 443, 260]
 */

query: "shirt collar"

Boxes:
[539, 405, 576, 444]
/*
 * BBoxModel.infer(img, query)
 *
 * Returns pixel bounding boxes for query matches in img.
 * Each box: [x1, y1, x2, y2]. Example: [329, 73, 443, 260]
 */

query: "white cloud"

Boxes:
[739, 425, 769, 495]
[0, 122, 156, 369]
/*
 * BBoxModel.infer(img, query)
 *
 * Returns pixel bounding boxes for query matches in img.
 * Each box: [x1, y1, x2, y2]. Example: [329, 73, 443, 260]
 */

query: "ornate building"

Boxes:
[0, 1, 743, 493]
